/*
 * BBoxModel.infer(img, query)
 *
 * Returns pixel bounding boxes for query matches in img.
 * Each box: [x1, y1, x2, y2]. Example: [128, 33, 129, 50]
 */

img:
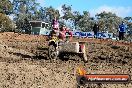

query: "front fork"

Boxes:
[55, 41, 59, 55]
[79, 44, 85, 53]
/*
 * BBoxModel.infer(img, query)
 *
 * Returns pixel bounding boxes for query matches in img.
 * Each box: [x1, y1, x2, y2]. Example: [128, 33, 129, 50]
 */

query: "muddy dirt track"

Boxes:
[0, 32, 132, 88]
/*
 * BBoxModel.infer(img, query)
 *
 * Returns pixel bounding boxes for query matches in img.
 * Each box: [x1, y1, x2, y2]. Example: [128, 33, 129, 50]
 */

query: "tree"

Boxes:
[23, 18, 31, 34]
[37, 7, 47, 21]
[61, 4, 73, 20]
[95, 11, 122, 33]
[0, 0, 14, 32]
[0, 13, 14, 32]
[77, 11, 94, 31]
[13, 0, 40, 20]
[72, 11, 82, 30]
[0, 0, 13, 15]
[124, 17, 132, 33]
[60, 4, 74, 29]
[45, 6, 60, 22]
[13, 0, 40, 33]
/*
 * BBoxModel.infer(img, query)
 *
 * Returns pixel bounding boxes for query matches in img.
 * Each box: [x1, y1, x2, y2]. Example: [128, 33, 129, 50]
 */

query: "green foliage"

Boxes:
[45, 6, 60, 22]
[0, 0, 132, 35]
[0, 13, 15, 32]
[0, 0, 14, 32]
[96, 11, 123, 33]
[0, 0, 13, 15]
[13, 0, 40, 32]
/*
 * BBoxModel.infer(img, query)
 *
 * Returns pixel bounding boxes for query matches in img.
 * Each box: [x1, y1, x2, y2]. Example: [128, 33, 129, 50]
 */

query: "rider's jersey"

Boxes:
[59, 28, 73, 41]
[52, 19, 59, 29]
[119, 24, 126, 32]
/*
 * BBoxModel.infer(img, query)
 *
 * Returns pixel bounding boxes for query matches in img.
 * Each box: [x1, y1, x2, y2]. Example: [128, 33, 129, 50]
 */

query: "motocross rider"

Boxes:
[58, 25, 73, 43]
[49, 16, 59, 40]
[52, 16, 59, 36]
[49, 16, 73, 44]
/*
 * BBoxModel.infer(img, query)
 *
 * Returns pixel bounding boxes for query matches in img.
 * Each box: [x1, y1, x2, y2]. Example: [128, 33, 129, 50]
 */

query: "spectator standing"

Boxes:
[118, 21, 126, 40]
[93, 23, 99, 38]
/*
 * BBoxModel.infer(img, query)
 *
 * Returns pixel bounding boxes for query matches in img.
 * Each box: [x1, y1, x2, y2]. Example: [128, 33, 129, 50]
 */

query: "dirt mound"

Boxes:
[0, 32, 132, 88]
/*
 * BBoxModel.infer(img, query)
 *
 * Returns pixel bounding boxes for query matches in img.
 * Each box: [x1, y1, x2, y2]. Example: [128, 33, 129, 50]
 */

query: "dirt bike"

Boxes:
[48, 35, 88, 62]
[48, 36, 59, 60]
